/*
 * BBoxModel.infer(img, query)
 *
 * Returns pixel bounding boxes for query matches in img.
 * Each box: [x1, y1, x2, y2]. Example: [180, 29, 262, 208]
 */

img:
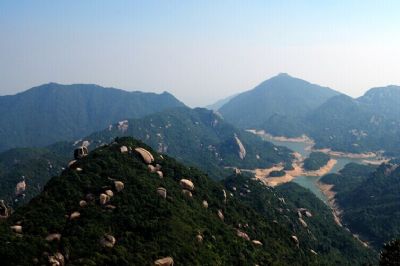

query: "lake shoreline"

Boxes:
[316, 181, 343, 226]
[253, 157, 337, 187]
[248, 129, 387, 164]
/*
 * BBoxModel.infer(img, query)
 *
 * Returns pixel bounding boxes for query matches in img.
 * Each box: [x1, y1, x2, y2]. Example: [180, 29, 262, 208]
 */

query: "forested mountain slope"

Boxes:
[0, 137, 375, 265]
[0, 83, 184, 151]
[320, 162, 400, 249]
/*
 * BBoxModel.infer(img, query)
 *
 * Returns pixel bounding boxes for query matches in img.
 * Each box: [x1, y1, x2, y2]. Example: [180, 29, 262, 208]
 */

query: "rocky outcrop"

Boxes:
[252, 240, 263, 246]
[69, 211, 80, 220]
[299, 218, 308, 228]
[100, 234, 116, 248]
[114, 181, 124, 192]
[202, 200, 208, 208]
[15, 180, 26, 196]
[120, 146, 128, 153]
[46, 233, 61, 242]
[0, 200, 9, 218]
[99, 193, 110, 205]
[157, 187, 167, 199]
[10, 225, 22, 233]
[182, 189, 193, 198]
[79, 200, 87, 207]
[236, 229, 250, 241]
[105, 190, 114, 198]
[48, 252, 65, 266]
[135, 148, 154, 164]
[291, 235, 299, 247]
[234, 134, 246, 159]
[179, 179, 194, 191]
[217, 209, 224, 221]
[154, 257, 174, 266]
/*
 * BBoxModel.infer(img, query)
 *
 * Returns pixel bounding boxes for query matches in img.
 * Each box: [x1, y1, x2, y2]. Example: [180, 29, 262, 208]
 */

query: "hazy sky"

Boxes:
[1, 1, 400, 106]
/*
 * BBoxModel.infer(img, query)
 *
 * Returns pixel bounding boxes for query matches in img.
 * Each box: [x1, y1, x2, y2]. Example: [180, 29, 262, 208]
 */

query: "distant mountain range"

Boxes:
[0, 137, 375, 265]
[0, 83, 185, 151]
[216, 74, 400, 155]
[205, 93, 238, 110]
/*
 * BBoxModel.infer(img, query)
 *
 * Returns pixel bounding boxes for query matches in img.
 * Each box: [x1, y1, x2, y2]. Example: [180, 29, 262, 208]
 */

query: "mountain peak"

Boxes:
[276, 72, 291, 78]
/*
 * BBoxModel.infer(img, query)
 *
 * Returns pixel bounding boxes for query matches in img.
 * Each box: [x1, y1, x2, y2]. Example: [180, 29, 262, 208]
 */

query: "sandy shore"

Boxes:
[316, 182, 342, 226]
[312, 148, 378, 159]
[302, 159, 337, 177]
[254, 156, 337, 187]
[247, 129, 386, 160]
[246, 129, 314, 144]
[362, 158, 390, 165]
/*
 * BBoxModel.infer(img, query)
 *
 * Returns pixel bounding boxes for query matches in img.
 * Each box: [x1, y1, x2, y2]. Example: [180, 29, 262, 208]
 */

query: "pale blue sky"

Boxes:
[1, 1, 400, 106]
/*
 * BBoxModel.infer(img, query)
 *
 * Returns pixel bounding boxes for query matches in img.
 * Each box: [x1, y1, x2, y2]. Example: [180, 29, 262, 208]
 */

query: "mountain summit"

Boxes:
[0, 83, 185, 151]
[218, 74, 340, 129]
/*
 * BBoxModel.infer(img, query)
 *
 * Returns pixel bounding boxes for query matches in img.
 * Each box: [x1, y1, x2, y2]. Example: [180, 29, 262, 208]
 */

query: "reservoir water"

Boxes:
[261, 136, 367, 203]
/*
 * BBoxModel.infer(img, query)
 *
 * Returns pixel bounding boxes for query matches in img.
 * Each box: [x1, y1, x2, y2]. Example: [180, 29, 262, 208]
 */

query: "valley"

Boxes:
[247, 129, 386, 204]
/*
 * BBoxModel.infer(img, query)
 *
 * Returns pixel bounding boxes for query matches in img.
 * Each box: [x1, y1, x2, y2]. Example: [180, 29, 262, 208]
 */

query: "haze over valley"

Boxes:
[1, 1, 400, 266]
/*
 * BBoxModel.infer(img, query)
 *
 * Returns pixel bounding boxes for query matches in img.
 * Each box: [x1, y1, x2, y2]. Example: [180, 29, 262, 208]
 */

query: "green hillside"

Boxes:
[0, 137, 375, 265]
[0, 83, 184, 151]
[0, 107, 293, 209]
[0, 148, 66, 208]
[320, 162, 400, 248]
[73, 107, 294, 179]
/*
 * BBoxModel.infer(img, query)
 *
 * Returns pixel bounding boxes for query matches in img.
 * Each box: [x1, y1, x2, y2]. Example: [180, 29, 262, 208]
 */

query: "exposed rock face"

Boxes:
[252, 240, 263, 246]
[48, 252, 64, 266]
[15, 180, 26, 196]
[148, 165, 157, 173]
[202, 200, 208, 208]
[222, 189, 227, 204]
[179, 179, 194, 191]
[114, 181, 124, 192]
[10, 225, 22, 233]
[310, 249, 318, 255]
[46, 233, 61, 242]
[154, 257, 174, 266]
[291, 235, 299, 247]
[135, 148, 154, 164]
[217, 209, 224, 221]
[105, 190, 114, 197]
[157, 187, 167, 199]
[196, 234, 203, 243]
[70, 212, 80, 220]
[0, 200, 9, 218]
[236, 229, 250, 241]
[234, 134, 246, 159]
[117, 120, 129, 132]
[99, 193, 110, 205]
[120, 146, 128, 153]
[74, 146, 88, 160]
[156, 171, 164, 178]
[100, 234, 116, 248]
[181, 189, 193, 198]
[79, 200, 87, 207]
[299, 218, 308, 228]
[68, 160, 77, 168]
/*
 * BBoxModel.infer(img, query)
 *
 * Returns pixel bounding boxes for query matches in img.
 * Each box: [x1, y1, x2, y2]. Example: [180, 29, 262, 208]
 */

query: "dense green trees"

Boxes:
[0, 83, 184, 151]
[380, 239, 400, 266]
[0, 137, 375, 265]
[320, 162, 400, 249]
[303, 152, 330, 171]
